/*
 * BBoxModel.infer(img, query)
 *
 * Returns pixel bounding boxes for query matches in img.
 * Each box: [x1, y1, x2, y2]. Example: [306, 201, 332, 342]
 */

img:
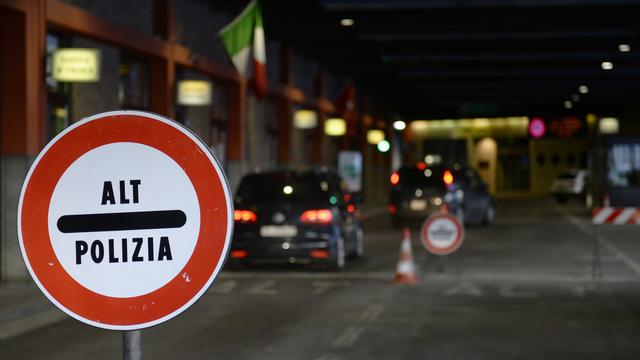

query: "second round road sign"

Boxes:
[420, 212, 464, 256]
[18, 110, 233, 330]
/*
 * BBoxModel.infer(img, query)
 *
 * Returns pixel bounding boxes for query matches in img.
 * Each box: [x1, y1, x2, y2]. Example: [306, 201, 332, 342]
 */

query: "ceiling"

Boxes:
[261, 0, 640, 120]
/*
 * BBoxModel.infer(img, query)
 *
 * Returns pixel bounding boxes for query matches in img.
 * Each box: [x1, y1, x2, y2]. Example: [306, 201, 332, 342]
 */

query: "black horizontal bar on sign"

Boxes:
[57, 210, 187, 233]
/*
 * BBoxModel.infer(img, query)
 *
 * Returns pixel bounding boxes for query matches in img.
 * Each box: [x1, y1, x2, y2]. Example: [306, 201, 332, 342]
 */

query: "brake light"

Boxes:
[310, 250, 329, 258]
[388, 204, 397, 214]
[234, 210, 257, 223]
[443, 170, 454, 186]
[231, 250, 248, 258]
[300, 209, 333, 224]
[390, 172, 400, 186]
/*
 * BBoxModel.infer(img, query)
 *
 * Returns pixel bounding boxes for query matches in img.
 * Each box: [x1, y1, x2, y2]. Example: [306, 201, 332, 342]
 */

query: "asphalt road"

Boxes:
[3, 197, 640, 359]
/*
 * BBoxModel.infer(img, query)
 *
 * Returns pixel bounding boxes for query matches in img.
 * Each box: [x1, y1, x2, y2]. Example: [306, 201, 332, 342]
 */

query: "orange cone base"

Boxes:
[394, 272, 417, 284]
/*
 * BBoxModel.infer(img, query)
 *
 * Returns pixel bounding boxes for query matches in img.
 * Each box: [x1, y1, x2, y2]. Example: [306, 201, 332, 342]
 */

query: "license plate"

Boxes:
[260, 225, 298, 237]
[409, 199, 427, 211]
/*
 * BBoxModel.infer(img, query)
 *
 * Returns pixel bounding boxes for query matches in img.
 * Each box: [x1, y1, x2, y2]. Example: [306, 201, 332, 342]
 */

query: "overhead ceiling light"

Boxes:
[599, 117, 619, 134]
[564, 101, 573, 109]
[601, 61, 614, 70]
[571, 94, 580, 102]
[579, 85, 589, 94]
[618, 44, 631, 52]
[393, 120, 406, 131]
[340, 18, 354, 27]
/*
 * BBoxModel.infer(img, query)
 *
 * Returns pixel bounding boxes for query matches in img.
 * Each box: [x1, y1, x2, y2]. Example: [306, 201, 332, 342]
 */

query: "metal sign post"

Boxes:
[123, 330, 141, 360]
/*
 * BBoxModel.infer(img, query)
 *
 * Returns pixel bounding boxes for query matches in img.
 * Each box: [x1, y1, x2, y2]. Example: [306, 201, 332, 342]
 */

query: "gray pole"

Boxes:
[123, 330, 142, 360]
[592, 225, 602, 280]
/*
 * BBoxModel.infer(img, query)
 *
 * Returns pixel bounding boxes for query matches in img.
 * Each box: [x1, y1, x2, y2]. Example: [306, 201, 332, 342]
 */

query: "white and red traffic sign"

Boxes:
[420, 212, 464, 255]
[18, 110, 233, 330]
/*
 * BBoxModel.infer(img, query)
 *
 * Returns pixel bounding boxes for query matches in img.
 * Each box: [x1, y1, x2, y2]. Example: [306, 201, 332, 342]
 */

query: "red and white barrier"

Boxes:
[592, 207, 640, 225]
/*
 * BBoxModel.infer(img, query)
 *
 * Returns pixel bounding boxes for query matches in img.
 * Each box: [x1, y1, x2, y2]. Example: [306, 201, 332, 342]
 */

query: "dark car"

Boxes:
[229, 169, 363, 270]
[389, 163, 494, 227]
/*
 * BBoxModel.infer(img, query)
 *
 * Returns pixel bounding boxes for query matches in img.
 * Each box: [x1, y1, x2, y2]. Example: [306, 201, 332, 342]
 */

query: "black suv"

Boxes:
[230, 169, 363, 269]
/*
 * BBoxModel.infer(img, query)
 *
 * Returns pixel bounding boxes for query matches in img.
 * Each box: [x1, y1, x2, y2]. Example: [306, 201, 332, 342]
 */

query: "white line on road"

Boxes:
[247, 280, 278, 296]
[332, 326, 366, 347]
[498, 284, 539, 298]
[360, 304, 385, 323]
[208, 280, 237, 294]
[444, 282, 482, 297]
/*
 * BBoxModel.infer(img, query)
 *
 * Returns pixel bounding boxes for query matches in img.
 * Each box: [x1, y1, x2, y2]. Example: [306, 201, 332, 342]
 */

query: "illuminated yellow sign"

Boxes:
[409, 116, 529, 139]
[52, 48, 100, 82]
[294, 109, 318, 129]
[325, 118, 346, 136]
[366, 129, 385, 144]
[177, 80, 212, 106]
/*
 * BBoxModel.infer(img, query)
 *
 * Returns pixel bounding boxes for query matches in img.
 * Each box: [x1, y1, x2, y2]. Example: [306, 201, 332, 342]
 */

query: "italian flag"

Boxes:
[219, 0, 267, 99]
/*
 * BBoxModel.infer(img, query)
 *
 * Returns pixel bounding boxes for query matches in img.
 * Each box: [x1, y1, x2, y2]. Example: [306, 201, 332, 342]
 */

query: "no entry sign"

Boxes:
[420, 212, 464, 255]
[18, 111, 233, 330]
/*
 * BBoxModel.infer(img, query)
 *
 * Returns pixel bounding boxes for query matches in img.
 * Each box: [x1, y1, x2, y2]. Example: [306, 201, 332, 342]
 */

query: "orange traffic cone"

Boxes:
[394, 227, 417, 284]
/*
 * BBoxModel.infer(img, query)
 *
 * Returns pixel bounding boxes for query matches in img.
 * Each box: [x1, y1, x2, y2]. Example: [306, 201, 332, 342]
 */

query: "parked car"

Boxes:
[230, 169, 363, 270]
[550, 169, 590, 205]
[389, 163, 494, 227]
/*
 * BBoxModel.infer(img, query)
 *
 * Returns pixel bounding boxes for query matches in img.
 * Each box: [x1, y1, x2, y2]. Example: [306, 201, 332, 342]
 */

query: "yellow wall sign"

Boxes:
[52, 48, 100, 82]
[177, 80, 212, 106]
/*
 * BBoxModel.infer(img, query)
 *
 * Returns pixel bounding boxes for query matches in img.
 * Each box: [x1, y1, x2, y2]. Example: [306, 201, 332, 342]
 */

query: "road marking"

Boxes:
[498, 284, 539, 298]
[444, 282, 482, 297]
[312, 280, 350, 294]
[247, 280, 278, 296]
[315, 354, 341, 360]
[360, 304, 385, 323]
[557, 205, 640, 278]
[332, 326, 365, 347]
[208, 280, 237, 294]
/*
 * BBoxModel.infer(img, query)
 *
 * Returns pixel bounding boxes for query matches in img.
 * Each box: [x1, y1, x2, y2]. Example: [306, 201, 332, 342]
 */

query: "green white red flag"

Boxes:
[219, 0, 267, 99]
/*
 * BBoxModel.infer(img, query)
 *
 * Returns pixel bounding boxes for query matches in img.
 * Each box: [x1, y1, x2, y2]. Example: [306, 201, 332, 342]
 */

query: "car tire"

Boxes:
[482, 204, 495, 226]
[329, 237, 346, 271]
[349, 228, 364, 259]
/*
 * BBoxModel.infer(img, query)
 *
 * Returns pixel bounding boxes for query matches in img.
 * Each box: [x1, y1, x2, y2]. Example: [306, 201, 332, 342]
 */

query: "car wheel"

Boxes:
[482, 204, 495, 226]
[329, 237, 346, 270]
[349, 228, 364, 259]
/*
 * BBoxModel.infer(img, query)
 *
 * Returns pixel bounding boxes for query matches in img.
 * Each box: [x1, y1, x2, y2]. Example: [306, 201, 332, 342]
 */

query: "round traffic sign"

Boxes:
[420, 212, 464, 255]
[18, 110, 233, 330]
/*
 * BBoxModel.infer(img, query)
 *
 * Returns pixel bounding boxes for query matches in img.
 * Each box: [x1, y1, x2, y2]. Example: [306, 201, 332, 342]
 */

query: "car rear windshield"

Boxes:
[236, 173, 328, 204]
[398, 167, 446, 188]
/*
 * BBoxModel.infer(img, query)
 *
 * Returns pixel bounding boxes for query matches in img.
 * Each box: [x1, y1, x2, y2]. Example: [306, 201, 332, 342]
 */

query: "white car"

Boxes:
[550, 169, 590, 206]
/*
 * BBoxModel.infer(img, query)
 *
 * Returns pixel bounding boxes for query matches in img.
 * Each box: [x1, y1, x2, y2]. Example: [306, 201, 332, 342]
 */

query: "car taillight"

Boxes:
[347, 204, 356, 214]
[390, 172, 400, 186]
[300, 209, 333, 224]
[234, 210, 257, 223]
[388, 204, 397, 214]
[443, 170, 454, 186]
